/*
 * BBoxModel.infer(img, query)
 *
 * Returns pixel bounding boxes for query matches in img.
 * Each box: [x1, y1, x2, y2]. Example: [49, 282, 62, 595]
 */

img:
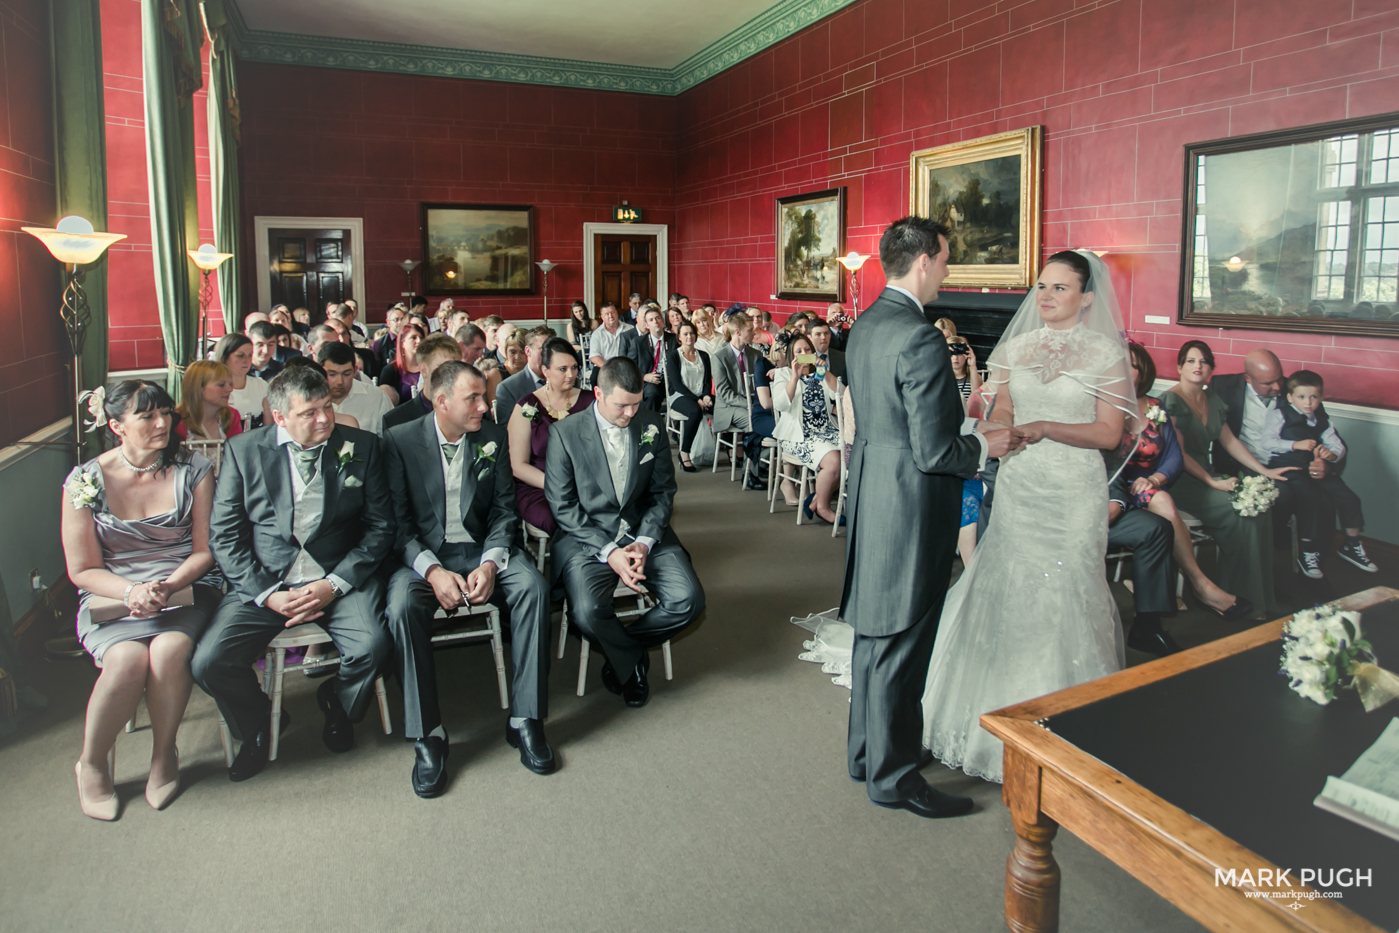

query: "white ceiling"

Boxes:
[238, 0, 779, 70]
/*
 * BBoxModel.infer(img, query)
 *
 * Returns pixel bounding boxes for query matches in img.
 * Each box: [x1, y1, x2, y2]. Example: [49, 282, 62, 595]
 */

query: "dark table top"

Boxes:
[1049, 601, 1399, 930]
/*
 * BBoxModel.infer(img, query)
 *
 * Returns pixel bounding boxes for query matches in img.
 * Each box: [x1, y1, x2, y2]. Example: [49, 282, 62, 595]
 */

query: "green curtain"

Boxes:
[142, 0, 203, 397]
[205, 1, 243, 337]
[50, 0, 108, 460]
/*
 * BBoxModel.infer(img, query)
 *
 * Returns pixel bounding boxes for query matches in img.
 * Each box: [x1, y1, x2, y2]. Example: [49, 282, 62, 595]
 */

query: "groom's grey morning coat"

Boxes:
[839, 288, 982, 638]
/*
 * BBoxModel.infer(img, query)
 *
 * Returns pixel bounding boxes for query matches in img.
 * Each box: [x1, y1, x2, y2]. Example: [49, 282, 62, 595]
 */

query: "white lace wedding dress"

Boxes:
[921, 325, 1126, 783]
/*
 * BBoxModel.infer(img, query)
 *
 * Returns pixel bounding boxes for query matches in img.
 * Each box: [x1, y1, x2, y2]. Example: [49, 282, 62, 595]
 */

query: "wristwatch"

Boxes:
[327, 579, 344, 600]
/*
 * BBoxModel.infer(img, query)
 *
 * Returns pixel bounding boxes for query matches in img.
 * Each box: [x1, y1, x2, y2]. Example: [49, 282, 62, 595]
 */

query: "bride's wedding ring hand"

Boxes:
[1015, 421, 1049, 445]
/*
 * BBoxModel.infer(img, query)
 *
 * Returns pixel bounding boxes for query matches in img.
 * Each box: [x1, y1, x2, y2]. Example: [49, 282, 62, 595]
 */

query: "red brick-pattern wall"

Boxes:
[671, 0, 1399, 407]
[101, 0, 218, 372]
[0, 0, 64, 446]
[238, 64, 678, 326]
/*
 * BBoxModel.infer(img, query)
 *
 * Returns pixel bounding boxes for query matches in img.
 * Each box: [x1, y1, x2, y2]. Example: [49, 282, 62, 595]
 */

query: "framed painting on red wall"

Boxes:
[1178, 112, 1399, 338]
[909, 127, 1043, 289]
[422, 203, 535, 296]
[775, 188, 846, 302]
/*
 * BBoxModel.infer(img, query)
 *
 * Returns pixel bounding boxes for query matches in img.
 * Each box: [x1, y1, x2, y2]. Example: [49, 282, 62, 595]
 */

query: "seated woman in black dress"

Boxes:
[665, 320, 714, 472]
[508, 338, 593, 534]
[60, 381, 223, 820]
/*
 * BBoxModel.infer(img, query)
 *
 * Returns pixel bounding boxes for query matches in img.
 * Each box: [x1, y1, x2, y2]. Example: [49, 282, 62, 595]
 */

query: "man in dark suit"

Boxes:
[247, 321, 285, 380]
[545, 357, 705, 708]
[807, 320, 846, 383]
[493, 326, 553, 421]
[383, 362, 554, 796]
[381, 333, 462, 432]
[822, 302, 851, 351]
[193, 366, 395, 782]
[637, 306, 677, 412]
[840, 217, 1018, 819]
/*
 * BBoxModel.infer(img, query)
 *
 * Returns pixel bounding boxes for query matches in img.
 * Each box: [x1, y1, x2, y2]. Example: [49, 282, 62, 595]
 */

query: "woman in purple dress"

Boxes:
[508, 338, 593, 533]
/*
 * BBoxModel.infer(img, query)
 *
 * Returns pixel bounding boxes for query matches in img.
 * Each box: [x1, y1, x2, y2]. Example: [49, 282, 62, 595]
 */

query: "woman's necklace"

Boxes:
[540, 386, 574, 420]
[118, 446, 161, 474]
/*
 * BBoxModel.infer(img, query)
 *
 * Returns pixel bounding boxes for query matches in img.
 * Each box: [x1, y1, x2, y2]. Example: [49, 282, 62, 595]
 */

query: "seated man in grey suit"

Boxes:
[545, 357, 705, 707]
[383, 361, 554, 796]
[193, 366, 394, 782]
[493, 326, 552, 422]
[381, 333, 462, 433]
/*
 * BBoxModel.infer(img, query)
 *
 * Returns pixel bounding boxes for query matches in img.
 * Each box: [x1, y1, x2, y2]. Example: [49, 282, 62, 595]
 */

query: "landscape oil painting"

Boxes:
[911, 127, 1042, 288]
[776, 188, 845, 301]
[423, 204, 534, 295]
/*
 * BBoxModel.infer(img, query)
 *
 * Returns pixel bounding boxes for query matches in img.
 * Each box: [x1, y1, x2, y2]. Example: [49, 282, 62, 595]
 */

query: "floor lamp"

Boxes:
[188, 243, 233, 361]
[536, 259, 557, 327]
[838, 252, 871, 316]
[398, 260, 420, 305]
[22, 216, 126, 454]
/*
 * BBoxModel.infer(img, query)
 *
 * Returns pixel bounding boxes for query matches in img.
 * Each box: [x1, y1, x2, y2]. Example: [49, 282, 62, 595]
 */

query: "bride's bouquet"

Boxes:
[1280, 604, 1399, 711]
[1231, 473, 1279, 516]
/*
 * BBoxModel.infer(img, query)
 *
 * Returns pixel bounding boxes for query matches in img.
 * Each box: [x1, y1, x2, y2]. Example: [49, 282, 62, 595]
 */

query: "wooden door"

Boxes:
[594, 233, 657, 308]
[268, 227, 352, 324]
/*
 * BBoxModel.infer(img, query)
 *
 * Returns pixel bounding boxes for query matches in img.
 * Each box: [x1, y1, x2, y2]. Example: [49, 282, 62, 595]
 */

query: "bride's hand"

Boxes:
[1016, 421, 1049, 444]
[1209, 475, 1238, 493]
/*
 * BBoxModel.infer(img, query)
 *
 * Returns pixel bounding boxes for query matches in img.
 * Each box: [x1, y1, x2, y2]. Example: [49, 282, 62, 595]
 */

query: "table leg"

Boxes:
[1006, 809, 1060, 933]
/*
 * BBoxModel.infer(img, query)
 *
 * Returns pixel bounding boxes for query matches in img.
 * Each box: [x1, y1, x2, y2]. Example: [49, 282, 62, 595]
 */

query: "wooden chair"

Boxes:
[1106, 509, 1212, 608]
[662, 365, 686, 449]
[559, 585, 674, 696]
[831, 383, 851, 537]
[184, 437, 224, 476]
[215, 624, 392, 765]
[430, 602, 509, 710]
[522, 520, 551, 573]
[714, 372, 753, 480]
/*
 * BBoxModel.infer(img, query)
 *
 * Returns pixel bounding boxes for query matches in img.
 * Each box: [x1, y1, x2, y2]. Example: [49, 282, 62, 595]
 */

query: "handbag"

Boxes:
[88, 587, 194, 624]
[688, 415, 719, 467]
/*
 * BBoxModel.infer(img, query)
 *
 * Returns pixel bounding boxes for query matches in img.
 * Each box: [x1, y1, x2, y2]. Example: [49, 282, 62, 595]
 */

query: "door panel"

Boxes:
[595, 233, 657, 311]
[602, 271, 623, 310]
[269, 227, 352, 323]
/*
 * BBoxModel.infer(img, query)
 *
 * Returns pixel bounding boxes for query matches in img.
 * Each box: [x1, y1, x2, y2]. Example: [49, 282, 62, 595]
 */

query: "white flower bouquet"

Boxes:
[1231, 473, 1279, 517]
[1280, 604, 1399, 711]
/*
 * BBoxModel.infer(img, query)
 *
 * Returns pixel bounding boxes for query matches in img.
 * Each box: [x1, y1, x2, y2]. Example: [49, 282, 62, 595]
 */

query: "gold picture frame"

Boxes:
[910, 126, 1043, 289]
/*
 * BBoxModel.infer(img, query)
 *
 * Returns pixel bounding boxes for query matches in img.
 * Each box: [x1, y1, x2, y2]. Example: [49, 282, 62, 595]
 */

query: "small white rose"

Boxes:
[521, 404, 538, 420]
[340, 441, 355, 457]
[480, 441, 498, 458]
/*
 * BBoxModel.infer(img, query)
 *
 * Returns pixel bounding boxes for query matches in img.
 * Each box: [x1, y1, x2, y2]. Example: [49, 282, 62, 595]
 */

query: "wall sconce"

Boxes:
[837, 252, 871, 315]
[536, 259, 557, 326]
[188, 243, 233, 361]
[21, 215, 127, 453]
[397, 259, 420, 304]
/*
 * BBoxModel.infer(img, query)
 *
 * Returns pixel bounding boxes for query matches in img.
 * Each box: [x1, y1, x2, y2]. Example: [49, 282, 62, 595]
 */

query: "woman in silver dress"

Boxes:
[61, 381, 222, 819]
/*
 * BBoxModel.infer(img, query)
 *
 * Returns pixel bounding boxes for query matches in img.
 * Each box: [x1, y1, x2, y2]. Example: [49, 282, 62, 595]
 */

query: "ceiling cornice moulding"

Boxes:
[228, 0, 861, 96]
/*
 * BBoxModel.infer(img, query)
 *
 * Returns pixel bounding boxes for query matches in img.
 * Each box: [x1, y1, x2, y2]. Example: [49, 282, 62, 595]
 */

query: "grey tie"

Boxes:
[292, 445, 321, 483]
[441, 443, 458, 463]
[604, 426, 628, 501]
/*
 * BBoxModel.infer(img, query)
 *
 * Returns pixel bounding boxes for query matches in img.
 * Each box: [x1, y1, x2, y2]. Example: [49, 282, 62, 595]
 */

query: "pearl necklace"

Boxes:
[118, 446, 162, 474]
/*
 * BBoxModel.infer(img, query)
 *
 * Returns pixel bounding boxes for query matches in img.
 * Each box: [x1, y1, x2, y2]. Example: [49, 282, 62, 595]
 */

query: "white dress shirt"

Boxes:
[410, 419, 510, 579]
[1238, 383, 1274, 462]
[1258, 404, 1346, 463]
[253, 428, 353, 606]
[590, 322, 636, 362]
[591, 405, 656, 562]
[333, 378, 393, 435]
[229, 377, 268, 430]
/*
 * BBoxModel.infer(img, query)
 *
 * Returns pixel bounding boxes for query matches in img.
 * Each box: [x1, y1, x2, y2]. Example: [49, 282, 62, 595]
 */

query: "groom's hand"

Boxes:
[983, 428, 1018, 459]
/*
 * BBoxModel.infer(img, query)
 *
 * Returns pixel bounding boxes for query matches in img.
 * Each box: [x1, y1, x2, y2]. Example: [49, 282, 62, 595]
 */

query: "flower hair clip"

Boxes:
[79, 386, 107, 433]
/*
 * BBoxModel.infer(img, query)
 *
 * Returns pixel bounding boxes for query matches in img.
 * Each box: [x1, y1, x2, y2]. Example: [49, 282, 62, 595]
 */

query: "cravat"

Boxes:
[604, 426, 628, 501]
[441, 443, 457, 463]
[292, 445, 321, 483]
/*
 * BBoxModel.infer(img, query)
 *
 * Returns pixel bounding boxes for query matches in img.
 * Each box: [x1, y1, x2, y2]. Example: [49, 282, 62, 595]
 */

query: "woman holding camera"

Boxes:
[772, 333, 841, 522]
[947, 335, 981, 405]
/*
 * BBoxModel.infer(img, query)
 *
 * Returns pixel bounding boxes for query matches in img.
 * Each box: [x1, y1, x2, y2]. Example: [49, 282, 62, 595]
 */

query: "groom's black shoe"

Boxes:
[316, 679, 354, 753]
[229, 710, 290, 782]
[621, 660, 651, 708]
[600, 658, 624, 695]
[1127, 626, 1183, 656]
[506, 719, 557, 775]
[874, 785, 974, 819]
[411, 736, 449, 798]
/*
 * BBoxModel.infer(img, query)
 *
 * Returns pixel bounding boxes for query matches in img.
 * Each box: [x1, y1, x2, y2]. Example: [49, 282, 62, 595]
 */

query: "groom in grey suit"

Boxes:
[546, 356, 705, 707]
[195, 366, 395, 782]
[841, 217, 1018, 818]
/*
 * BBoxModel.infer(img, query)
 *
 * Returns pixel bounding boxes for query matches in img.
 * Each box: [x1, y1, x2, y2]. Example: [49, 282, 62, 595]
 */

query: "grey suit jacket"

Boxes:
[494, 366, 544, 423]
[838, 288, 982, 637]
[544, 408, 677, 570]
[382, 393, 432, 433]
[383, 416, 518, 569]
[211, 424, 394, 604]
[710, 343, 763, 433]
[1206, 372, 1248, 476]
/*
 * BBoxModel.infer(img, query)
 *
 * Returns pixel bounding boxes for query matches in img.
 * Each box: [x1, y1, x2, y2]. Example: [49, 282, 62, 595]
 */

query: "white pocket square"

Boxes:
[640, 452, 654, 465]
[342, 475, 363, 488]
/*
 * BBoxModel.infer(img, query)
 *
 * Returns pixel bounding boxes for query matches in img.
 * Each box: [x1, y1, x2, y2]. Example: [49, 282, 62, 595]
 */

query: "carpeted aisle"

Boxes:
[1, 465, 1208, 933]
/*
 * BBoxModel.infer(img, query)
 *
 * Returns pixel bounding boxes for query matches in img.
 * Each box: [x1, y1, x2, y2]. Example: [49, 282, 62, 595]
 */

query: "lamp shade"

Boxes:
[188, 243, 233, 271]
[536, 259, 557, 274]
[22, 215, 126, 265]
[398, 259, 420, 273]
[837, 251, 870, 272]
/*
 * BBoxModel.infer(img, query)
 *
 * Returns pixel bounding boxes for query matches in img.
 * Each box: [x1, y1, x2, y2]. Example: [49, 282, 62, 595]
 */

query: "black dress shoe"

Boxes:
[316, 679, 354, 753]
[411, 736, 449, 798]
[873, 785, 974, 819]
[600, 659, 624, 696]
[679, 459, 697, 473]
[228, 711, 290, 783]
[506, 719, 557, 775]
[1127, 627, 1183, 656]
[621, 662, 650, 708]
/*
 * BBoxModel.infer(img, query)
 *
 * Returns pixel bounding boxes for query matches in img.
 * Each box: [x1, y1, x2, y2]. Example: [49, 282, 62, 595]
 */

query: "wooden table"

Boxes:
[981, 586, 1398, 933]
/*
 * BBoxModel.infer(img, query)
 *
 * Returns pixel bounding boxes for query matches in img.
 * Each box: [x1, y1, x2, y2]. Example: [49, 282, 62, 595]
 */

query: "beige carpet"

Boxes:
[1, 465, 1246, 933]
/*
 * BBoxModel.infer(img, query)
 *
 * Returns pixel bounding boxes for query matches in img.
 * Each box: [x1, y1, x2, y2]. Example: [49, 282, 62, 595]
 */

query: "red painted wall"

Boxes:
[101, 0, 218, 371]
[237, 64, 678, 325]
[671, 0, 1399, 407]
[0, 0, 64, 446]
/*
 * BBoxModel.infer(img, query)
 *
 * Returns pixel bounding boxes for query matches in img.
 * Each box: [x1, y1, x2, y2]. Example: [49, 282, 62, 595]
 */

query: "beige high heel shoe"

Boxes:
[75, 761, 119, 821]
[145, 751, 179, 811]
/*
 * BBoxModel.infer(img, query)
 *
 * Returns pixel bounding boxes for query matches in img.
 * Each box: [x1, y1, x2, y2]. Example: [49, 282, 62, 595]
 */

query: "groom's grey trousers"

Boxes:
[385, 542, 550, 738]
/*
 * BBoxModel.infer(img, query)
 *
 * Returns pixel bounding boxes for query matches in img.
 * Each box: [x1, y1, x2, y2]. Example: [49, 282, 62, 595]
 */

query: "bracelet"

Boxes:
[122, 582, 137, 607]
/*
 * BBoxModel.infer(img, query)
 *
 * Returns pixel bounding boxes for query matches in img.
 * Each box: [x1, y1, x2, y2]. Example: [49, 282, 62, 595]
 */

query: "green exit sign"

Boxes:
[613, 205, 642, 223]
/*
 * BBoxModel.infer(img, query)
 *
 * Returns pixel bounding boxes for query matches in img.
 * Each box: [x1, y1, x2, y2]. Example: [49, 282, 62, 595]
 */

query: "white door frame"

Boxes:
[253, 216, 366, 315]
[582, 222, 668, 316]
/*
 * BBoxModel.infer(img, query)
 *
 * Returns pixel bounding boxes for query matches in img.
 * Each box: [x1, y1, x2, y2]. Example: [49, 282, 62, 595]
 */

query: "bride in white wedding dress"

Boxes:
[920, 250, 1138, 783]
